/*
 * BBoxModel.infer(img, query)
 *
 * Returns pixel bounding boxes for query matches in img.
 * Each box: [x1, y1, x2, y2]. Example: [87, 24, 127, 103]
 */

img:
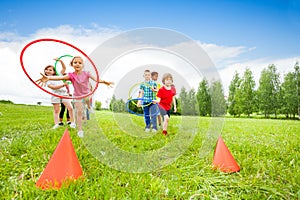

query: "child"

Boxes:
[37, 56, 113, 137]
[153, 73, 177, 135]
[57, 58, 71, 126]
[43, 64, 76, 129]
[151, 71, 162, 128]
[59, 103, 71, 125]
[137, 70, 158, 132]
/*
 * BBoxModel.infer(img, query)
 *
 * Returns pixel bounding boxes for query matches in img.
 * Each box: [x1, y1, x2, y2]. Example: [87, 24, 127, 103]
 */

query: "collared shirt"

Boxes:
[139, 80, 157, 103]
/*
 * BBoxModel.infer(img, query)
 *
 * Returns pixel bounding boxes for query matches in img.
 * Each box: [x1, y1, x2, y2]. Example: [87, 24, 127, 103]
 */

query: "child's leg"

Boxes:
[84, 97, 91, 109]
[59, 103, 65, 123]
[62, 101, 74, 123]
[74, 101, 84, 131]
[150, 104, 157, 130]
[157, 115, 162, 126]
[163, 115, 170, 131]
[66, 108, 70, 122]
[53, 103, 60, 125]
[143, 105, 151, 129]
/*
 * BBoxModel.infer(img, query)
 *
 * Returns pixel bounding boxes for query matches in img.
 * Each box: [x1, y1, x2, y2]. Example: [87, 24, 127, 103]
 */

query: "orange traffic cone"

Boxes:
[36, 128, 83, 190]
[213, 136, 240, 173]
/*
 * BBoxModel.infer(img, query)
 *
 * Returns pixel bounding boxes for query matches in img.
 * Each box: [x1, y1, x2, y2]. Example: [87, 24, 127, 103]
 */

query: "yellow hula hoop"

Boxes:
[128, 82, 157, 107]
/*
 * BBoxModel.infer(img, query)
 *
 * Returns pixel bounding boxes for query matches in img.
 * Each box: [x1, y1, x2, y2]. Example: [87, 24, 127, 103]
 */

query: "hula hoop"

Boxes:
[54, 54, 73, 85]
[128, 82, 157, 107]
[20, 38, 100, 100]
[126, 98, 160, 117]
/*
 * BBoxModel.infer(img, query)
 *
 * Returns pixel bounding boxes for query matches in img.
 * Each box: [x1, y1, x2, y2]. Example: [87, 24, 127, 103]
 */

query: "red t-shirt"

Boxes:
[157, 86, 176, 110]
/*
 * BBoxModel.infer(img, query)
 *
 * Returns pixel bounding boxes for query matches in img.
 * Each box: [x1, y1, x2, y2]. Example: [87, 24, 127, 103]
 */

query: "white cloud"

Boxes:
[0, 25, 299, 106]
[218, 56, 300, 96]
[199, 41, 256, 66]
[0, 25, 120, 105]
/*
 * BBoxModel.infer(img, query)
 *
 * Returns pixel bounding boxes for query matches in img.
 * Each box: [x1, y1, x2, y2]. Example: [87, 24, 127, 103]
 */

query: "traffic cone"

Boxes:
[36, 128, 83, 190]
[213, 136, 240, 173]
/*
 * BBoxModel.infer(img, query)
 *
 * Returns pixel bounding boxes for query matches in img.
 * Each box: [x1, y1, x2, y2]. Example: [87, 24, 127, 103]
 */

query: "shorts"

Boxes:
[72, 97, 89, 103]
[159, 107, 170, 118]
[51, 96, 71, 104]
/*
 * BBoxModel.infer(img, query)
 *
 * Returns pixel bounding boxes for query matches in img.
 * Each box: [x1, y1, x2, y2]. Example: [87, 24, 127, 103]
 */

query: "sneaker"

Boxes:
[152, 129, 157, 133]
[52, 124, 60, 129]
[77, 131, 84, 138]
[67, 121, 71, 125]
[58, 122, 64, 126]
[162, 130, 167, 135]
[69, 122, 76, 128]
[145, 128, 150, 132]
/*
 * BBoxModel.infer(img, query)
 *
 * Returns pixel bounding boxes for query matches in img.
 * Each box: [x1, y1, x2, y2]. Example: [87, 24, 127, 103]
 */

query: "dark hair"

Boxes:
[144, 69, 150, 73]
[151, 71, 158, 76]
[44, 65, 57, 76]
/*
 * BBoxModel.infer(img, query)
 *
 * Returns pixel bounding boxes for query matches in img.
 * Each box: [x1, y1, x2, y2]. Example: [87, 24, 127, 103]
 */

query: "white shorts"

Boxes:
[51, 96, 71, 104]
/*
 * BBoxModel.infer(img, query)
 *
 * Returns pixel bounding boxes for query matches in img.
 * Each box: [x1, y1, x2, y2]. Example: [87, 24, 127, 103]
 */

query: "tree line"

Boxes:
[109, 62, 300, 119]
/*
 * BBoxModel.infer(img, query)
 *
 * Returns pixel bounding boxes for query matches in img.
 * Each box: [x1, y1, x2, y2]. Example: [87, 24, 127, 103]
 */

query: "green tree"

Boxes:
[295, 62, 300, 119]
[281, 72, 297, 118]
[109, 95, 117, 111]
[257, 64, 281, 118]
[210, 81, 226, 116]
[228, 71, 241, 116]
[239, 68, 256, 116]
[95, 100, 102, 111]
[188, 88, 198, 115]
[178, 87, 198, 116]
[196, 79, 211, 116]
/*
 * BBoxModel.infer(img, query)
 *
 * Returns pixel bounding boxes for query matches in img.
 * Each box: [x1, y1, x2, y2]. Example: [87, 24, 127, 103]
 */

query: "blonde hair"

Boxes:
[161, 73, 173, 84]
[70, 56, 84, 66]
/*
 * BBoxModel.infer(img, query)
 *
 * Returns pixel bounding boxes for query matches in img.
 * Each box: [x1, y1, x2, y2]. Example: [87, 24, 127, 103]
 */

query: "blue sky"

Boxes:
[1, 0, 299, 59]
[1, 0, 300, 104]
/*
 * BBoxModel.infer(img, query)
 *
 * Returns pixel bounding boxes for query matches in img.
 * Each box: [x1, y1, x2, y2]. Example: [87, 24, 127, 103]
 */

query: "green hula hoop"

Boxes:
[54, 54, 73, 84]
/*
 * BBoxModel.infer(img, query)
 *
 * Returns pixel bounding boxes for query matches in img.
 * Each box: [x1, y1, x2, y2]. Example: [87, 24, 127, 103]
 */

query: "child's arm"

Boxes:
[137, 89, 144, 107]
[54, 58, 67, 75]
[89, 74, 114, 87]
[47, 82, 69, 90]
[36, 73, 69, 87]
[172, 96, 177, 113]
[152, 97, 160, 104]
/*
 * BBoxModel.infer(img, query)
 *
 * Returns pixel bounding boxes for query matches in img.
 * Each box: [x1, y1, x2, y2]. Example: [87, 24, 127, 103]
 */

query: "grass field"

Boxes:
[0, 103, 299, 199]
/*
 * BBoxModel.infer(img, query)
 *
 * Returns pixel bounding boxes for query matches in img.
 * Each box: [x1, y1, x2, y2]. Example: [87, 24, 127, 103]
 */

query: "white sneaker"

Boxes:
[52, 124, 59, 129]
[145, 128, 150, 132]
[77, 131, 84, 138]
[69, 122, 76, 128]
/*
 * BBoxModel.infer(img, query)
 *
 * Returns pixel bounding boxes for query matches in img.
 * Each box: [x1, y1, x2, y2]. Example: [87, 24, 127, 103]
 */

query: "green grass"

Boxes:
[0, 103, 299, 199]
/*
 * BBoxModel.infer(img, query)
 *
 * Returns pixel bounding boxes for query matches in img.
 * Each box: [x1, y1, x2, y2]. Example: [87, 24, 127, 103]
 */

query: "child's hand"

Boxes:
[152, 100, 158, 104]
[35, 73, 49, 87]
[137, 100, 141, 107]
[101, 80, 114, 88]
[53, 58, 63, 62]
[173, 107, 177, 113]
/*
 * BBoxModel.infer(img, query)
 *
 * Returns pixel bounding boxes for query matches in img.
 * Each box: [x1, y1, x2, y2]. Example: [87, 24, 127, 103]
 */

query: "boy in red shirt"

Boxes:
[153, 73, 177, 135]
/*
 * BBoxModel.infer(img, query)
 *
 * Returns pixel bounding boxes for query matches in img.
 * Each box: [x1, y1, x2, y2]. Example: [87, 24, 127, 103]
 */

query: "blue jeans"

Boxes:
[143, 103, 157, 130]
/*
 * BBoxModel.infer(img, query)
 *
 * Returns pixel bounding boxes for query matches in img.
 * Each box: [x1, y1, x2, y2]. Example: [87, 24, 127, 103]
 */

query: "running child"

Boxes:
[137, 69, 158, 132]
[37, 56, 113, 137]
[43, 62, 76, 129]
[153, 73, 177, 135]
